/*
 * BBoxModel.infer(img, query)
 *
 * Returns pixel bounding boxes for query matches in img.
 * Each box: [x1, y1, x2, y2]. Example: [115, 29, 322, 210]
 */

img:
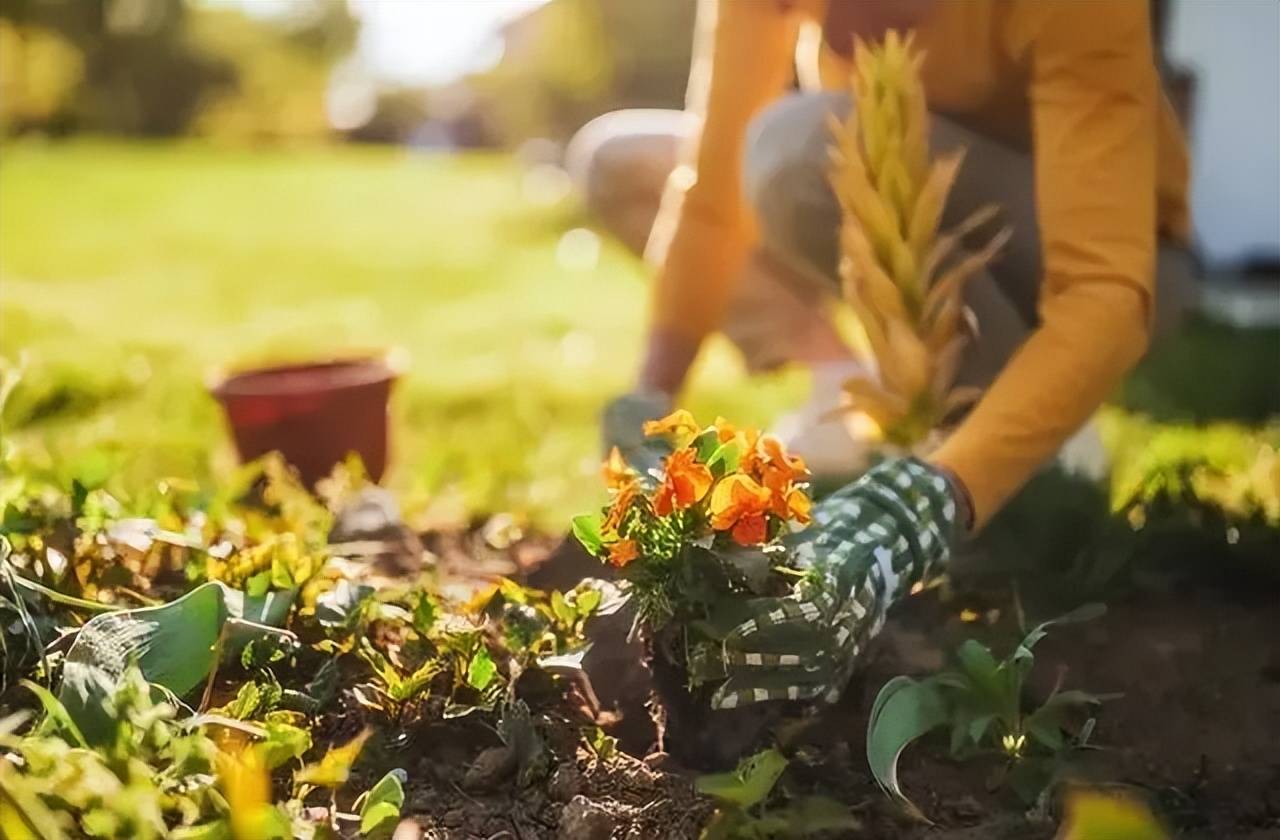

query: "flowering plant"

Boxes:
[573, 410, 813, 628]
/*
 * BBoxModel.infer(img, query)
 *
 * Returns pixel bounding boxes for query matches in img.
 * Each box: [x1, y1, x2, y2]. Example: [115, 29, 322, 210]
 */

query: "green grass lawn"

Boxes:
[0, 140, 802, 527]
[2, 140, 1276, 531]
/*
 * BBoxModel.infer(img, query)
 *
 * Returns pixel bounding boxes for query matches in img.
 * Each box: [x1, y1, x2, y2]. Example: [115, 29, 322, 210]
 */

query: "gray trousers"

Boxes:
[571, 93, 1199, 383]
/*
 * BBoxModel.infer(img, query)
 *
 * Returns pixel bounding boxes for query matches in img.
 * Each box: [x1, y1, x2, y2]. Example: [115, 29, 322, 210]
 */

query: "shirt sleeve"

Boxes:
[929, 0, 1161, 527]
[646, 0, 800, 342]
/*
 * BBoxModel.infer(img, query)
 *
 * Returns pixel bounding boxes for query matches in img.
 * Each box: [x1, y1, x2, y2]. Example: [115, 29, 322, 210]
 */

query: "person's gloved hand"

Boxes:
[600, 390, 673, 474]
[699, 457, 962, 710]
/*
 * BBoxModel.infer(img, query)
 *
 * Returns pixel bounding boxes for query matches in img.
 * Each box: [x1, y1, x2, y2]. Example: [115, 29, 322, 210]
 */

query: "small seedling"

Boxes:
[867, 603, 1112, 813]
[353, 638, 443, 726]
[696, 749, 859, 839]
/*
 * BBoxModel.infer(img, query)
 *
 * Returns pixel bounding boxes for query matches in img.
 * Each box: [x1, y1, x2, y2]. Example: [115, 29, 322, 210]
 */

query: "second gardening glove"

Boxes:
[697, 457, 961, 710]
[600, 390, 673, 475]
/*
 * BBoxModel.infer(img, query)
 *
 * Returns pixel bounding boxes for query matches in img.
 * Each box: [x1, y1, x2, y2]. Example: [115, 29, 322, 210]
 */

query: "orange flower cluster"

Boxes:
[597, 411, 813, 567]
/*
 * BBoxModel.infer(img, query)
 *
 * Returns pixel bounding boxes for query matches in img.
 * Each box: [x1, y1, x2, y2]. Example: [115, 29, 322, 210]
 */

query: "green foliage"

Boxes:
[582, 725, 618, 762]
[475, 0, 695, 143]
[356, 770, 406, 840]
[57, 581, 296, 744]
[697, 749, 859, 840]
[1, 0, 355, 140]
[1119, 317, 1280, 423]
[352, 639, 443, 726]
[1, 668, 225, 839]
[466, 649, 498, 692]
[867, 604, 1110, 813]
[0, 461, 613, 837]
[571, 514, 604, 555]
[697, 749, 789, 810]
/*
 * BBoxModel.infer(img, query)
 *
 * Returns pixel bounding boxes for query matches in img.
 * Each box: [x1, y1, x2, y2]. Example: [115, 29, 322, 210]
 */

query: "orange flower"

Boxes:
[712, 416, 737, 443]
[607, 539, 639, 568]
[737, 427, 764, 475]
[758, 436, 809, 485]
[750, 435, 811, 521]
[643, 409, 701, 446]
[601, 446, 632, 490]
[653, 447, 713, 516]
[709, 474, 774, 546]
[603, 483, 637, 535]
[779, 486, 812, 525]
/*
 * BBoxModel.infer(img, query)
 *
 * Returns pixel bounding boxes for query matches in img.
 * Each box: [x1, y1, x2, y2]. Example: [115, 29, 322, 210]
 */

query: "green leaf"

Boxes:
[550, 590, 575, 626]
[245, 571, 270, 598]
[1012, 603, 1107, 683]
[21, 680, 87, 748]
[412, 593, 437, 635]
[968, 713, 996, 745]
[866, 676, 948, 815]
[695, 748, 788, 810]
[575, 588, 601, 618]
[571, 514, 604, 555]
[170, 822, 232, 840]
[296, 728, 371, 788]
[706, 441, 741, 477]
[57, 581, 296, 744]
[954, 639, 1003, 705]
[1019, 603, 1106, 655]
[213, 681, 262, 720]
[743, 796, 861, 836]
[1024, 690, 1109, 752]
[359, 770, 406, 838]
[692, 429, 722, 462]
[466, 649, 497, 691]
[584, 725, 617, 761]
[256, 721, 312, 770]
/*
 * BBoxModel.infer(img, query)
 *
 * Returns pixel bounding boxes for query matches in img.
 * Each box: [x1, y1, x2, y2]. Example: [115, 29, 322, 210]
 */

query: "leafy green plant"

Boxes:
[696, 749, 859, 840]
[867, 604, 1111, 813]
[354, 769, 406, 840]
[57, 581, 296, 743]
[0, 668, 228, 839]
[352, 639, 444, 726]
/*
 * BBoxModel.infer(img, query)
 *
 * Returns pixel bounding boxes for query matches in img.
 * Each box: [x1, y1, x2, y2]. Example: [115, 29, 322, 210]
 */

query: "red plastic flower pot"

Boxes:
[209, 356, 401, 486]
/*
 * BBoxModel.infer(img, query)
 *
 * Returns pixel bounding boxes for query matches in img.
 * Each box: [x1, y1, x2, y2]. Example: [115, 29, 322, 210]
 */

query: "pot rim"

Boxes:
[207, 348, 407, 399]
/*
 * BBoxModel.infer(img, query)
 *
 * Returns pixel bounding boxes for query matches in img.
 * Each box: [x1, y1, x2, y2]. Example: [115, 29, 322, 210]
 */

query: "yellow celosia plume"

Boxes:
[830, 31, 1010, 448]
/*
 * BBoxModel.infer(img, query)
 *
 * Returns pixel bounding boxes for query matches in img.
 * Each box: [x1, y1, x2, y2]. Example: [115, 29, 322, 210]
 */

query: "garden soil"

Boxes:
[384, 533, 1279, 839]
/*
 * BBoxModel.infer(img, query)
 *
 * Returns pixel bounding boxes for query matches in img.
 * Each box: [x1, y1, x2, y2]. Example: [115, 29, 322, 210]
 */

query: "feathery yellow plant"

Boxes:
[830, 31, 1009, 448]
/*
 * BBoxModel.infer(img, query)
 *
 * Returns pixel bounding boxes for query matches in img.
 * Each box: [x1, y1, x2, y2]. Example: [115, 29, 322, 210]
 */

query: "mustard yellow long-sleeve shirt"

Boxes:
[648, 0, 1191, 527]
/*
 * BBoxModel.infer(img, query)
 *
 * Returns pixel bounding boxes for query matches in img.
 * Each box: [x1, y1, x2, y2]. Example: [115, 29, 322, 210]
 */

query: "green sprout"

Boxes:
[867, 603, 1113, 814]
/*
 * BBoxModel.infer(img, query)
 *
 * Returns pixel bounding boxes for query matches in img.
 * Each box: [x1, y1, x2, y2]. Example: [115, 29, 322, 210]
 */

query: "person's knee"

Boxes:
[566, 109, 692, 254]
[744, 92, 849, 282]
[566, 110, 691, 203]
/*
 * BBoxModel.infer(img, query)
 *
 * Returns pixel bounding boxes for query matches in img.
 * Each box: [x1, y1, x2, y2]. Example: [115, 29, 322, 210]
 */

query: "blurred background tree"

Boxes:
[0, 0, 355, 140]
[471, 0, 695, 145]
[0, 0, 694, 147]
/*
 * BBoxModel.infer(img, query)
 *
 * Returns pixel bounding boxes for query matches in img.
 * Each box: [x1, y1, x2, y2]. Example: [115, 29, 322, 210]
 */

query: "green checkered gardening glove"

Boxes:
[700, 457, 961, 710]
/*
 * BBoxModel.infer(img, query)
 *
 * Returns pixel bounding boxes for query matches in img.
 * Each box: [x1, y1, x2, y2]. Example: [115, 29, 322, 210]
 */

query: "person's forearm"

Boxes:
[638, 326, 703, 396]
[929, 282, 1150, 528]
